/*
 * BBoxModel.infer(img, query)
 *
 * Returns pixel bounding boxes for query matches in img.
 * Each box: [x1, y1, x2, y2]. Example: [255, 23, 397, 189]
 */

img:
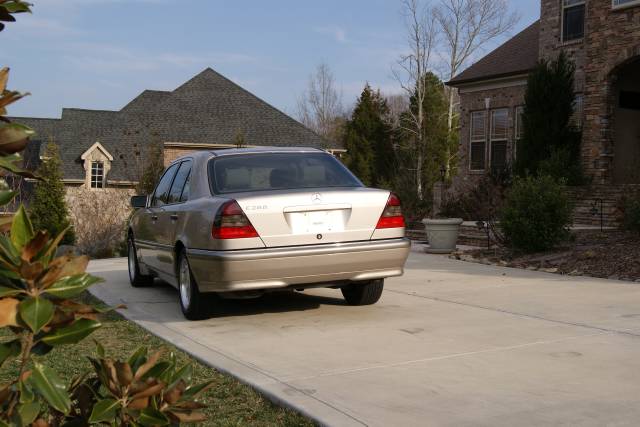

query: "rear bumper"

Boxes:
[187, 238, 411, 293]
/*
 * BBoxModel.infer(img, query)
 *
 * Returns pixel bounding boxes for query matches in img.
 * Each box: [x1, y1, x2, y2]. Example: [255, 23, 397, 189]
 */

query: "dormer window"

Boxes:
[562, 0, 585, 42]
[91, 161, 104, 189]
[81, 142, 113, 190]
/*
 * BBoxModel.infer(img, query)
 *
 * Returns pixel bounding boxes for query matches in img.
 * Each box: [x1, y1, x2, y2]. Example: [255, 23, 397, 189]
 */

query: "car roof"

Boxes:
[170, 146, 327, 165]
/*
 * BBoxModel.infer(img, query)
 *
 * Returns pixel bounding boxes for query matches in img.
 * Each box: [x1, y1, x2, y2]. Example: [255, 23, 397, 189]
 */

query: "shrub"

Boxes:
[623, 193, 640, 233]
[500, 175, 573, 253]
[28, 141, 75, 245]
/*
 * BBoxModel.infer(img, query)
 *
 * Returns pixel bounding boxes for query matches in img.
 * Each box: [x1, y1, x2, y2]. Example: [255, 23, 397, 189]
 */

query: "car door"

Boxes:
[141, 163, 179, 272]
[156, 160, 192, 275]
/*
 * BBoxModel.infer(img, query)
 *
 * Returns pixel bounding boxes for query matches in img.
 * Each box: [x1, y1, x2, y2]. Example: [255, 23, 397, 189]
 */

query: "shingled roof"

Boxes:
[448, 21, 540, 86]
[11, 68, 336, 181]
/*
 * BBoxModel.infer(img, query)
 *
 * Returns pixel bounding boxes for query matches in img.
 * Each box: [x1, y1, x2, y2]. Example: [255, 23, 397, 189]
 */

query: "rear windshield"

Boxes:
[208, 152, 362, 194]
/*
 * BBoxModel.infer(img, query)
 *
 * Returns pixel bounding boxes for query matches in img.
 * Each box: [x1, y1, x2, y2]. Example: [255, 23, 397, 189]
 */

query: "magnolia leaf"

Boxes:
[19, 296, 54, 333]
[138, 407, 170, 427]
[0, 190, 15, 207]
[88, 398, 120, 424]
[169, 363, 193, 385]
[41, 225, 71, 261]
[167, 410, 207, 423]
[0, 297, 19, 327]
[10, 205, 34, 252]
[0, 122, 33, 155]
[0, 154, 38, 179]
[39, 255, 89, 289]
[21, 230, 48, 262]
[130, 381, 165, 400]
[29, 362, 71, 414]
[18, 379, 34, 404]
[2, 2, 32, 13]
[142, 361, 173, 382]
[181, 380, 215, 400]
[0, 68, 8, 92]
[94, 339, 105, 358]
[0, 285, 22, 297]
[134, 349, 163, 381]
[41, 319, 101, 346]
[0, 339, 20, 367]
[17, 401, 40, 425]
[0, 234, 20, 265]
[127, 346, 148, 374]
[46, 274, 102, 299]
[19, 260, 43, 281]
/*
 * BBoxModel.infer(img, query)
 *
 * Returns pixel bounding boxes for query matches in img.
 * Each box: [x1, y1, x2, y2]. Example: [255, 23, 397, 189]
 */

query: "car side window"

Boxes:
[151, 163, 179, 207]
[167, 160, 192, 204]
[179, 169, 192, 202]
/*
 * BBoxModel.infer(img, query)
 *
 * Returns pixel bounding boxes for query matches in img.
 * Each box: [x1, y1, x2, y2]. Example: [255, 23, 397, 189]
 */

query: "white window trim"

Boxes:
[514, 106, 524, 161]
[489, 108, 509, 170]
[469, 111, 487, 172]
[561, 0, 586, 43]
[90, 161, 105, 189]
[612, 0, 640, 10]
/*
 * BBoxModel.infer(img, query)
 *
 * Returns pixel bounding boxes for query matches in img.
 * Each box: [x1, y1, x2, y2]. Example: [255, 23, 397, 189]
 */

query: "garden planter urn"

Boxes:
[422, 218, 464, 254]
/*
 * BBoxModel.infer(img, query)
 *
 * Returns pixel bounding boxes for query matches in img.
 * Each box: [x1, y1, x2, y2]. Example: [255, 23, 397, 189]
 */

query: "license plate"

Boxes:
[289, 210, 344, 234]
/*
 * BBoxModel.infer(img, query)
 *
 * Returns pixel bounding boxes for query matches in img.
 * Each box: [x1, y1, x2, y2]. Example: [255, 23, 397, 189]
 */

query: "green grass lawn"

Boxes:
[0, 293, 314, 427]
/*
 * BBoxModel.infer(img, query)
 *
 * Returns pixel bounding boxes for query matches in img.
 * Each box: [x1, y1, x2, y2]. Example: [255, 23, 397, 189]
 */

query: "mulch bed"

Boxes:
[452, 230, 640, 282]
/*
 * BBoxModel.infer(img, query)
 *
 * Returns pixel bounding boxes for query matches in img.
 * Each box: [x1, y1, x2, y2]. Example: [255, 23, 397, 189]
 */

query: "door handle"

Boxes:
[170, 214, 179, 221]
[151, 215, 158, 221]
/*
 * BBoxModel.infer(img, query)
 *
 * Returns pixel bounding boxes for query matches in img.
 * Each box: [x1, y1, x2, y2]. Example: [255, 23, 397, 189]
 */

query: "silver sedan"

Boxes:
[127, 148, 410, 320]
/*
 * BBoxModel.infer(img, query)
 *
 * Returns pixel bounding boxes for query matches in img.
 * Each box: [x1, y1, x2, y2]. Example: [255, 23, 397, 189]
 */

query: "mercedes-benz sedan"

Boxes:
[127, 148, 410, 319]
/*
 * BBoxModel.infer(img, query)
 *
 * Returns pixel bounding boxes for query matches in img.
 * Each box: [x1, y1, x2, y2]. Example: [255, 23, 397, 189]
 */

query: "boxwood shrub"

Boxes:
[500, 175, 573, 253]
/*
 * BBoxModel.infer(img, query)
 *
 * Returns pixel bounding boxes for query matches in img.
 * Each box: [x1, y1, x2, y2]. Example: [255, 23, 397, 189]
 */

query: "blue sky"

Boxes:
[4, 0, 539, 119]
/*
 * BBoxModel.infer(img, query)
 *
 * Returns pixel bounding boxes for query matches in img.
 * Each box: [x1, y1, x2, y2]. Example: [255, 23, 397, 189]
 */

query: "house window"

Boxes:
[469, 111, 487, 171]
[90, 161, 104, 189]
[562, 0, 585, 42]
[490, 109, 509, 171]
[612, 0, 640, 10]
[571, 94, 584, 128]
[514, 106, 524, 160]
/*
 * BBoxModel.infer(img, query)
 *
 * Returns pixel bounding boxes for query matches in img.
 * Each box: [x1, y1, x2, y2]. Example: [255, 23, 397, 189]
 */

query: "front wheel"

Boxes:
[128, 237, 153, 287]
[177, 250, 209, 320]
[341, 279, 384, 306]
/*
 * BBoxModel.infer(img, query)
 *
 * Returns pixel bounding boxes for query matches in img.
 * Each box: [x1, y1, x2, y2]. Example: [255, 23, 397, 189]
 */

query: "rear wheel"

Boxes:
[341, 279, 384, 306]
[128, 237, 153, 287]
[177, 249, 209, 320]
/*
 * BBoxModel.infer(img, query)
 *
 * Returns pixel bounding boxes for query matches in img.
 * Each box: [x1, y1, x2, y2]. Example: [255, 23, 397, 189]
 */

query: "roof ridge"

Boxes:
[172, 67, 333, 146]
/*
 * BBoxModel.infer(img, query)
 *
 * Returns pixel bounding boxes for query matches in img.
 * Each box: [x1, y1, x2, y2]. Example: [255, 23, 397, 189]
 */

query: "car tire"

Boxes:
[341, 279, 384, 306]
[128, 237, 154, 287]
[177, 249, 209, 320]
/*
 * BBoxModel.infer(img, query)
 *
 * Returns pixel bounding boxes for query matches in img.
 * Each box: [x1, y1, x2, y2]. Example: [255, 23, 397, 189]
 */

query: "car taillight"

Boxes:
[376, 193, 405, 229]
[212, 200, 259, 239]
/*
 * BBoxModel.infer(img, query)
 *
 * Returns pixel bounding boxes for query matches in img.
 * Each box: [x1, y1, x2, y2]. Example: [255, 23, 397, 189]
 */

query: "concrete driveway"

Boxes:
[88, 244, 640, 427]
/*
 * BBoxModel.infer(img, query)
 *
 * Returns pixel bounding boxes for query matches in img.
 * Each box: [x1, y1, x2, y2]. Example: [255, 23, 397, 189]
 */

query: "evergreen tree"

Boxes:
[136, 140, 165, 195]
[516, 52, 582, 183]
[29, 141, 74, 245]
[343, 84, 394, 187]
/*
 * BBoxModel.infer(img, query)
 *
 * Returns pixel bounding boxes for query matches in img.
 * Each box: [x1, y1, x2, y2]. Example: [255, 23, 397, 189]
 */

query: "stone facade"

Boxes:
[450, 1, 640, 189]
[452, 82, 527, 192]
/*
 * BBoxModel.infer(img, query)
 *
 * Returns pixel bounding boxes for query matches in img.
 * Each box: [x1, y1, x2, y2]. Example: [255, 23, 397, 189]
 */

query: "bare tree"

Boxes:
[384, 93, 410, 127]
[435, 0, 519, 174]
[296, 62, 344, 140]
[392, 0, 438, 200]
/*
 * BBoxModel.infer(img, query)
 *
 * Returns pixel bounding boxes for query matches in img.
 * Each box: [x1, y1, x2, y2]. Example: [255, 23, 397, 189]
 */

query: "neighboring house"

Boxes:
[15, 67, 341, 189]
[11, 68, 342, 250]
[448, 0, 640, 189]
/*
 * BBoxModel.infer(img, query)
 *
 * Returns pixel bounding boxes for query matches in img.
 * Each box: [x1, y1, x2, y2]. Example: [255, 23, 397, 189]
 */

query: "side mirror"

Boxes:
[130, 195, 147, 209]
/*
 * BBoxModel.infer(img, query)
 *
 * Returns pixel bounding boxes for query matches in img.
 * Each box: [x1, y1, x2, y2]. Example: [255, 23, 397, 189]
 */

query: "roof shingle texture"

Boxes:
[448, 21, 540, 86]
[11, 68, 337, 180]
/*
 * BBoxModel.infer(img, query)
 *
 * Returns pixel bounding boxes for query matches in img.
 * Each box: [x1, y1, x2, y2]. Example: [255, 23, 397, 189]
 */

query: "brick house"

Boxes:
[448, 0, 640, 196]
[11, 68, 341, 251]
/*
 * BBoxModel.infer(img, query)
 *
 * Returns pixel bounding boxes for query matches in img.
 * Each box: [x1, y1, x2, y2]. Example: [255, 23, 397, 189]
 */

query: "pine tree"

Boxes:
[343, 84, 394, 187]
[29, 141, 75, 245]
[516, 52, 582, 183]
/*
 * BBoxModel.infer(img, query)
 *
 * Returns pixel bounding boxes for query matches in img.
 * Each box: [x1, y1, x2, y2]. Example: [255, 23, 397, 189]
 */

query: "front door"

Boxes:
[613, 92, 640, 184]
